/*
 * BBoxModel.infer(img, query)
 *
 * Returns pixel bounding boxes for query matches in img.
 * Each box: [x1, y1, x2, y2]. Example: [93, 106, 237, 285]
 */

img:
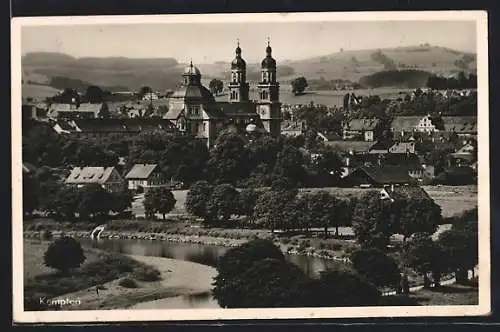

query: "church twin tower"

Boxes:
[228, 40, 281, 136]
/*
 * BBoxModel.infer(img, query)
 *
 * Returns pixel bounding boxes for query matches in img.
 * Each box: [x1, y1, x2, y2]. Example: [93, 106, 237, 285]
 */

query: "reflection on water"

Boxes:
[80, 238, 345, 309]
[82, 238, 342, 277]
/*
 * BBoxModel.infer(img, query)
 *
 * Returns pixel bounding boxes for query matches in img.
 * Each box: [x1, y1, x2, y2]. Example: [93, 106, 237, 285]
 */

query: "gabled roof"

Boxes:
[324, 140, 377, 154]
[344, 118, 380, 131]
[348, 165, 415, 184]
[384, 185, 431, 200]
[65, 166, 120, 184]
[391, 116, 428, 131]
[125, 164, 159, 179]
[441, 116, 477, 133]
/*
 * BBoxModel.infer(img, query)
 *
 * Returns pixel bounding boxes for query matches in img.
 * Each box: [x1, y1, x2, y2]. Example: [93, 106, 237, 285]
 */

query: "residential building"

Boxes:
[391, 115, 438, 139]
[342, 118, 381, 141]
[441, 116, 477, 137]
[324, 140, 377, 155]
[48, 102, 104, 120]
[125, 164, 166, 191]
[341, 165, 416, 187]
[65, 166, 125, 192]
[281, 120, 306, 137]
[379, 185, 431, 202]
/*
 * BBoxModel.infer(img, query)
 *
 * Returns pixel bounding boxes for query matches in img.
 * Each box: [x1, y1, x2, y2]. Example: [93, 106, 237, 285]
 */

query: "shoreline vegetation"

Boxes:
[24, 239, 217, 310]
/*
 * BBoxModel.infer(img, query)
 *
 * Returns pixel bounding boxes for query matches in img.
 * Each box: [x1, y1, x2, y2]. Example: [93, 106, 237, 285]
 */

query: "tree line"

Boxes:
[212, 205, 477, 308]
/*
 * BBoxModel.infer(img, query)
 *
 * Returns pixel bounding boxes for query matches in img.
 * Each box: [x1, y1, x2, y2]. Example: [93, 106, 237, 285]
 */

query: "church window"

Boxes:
[232, 73, 237, 83]
[262, 90, 268, 100]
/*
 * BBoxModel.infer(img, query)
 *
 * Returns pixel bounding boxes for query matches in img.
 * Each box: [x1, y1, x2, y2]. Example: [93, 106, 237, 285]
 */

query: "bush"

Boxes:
[41, 230, 53, 241]
[119, 277, 139, 288]
[132, 266, 161, 281]
[43, 236, 86, 274]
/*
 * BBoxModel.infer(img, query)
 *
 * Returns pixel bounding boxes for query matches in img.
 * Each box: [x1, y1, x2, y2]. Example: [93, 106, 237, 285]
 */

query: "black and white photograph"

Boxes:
[11, 11, 490, 322]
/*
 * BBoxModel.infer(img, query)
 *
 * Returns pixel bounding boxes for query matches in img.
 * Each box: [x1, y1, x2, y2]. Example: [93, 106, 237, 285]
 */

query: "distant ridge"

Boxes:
[22, 44, 476, 97]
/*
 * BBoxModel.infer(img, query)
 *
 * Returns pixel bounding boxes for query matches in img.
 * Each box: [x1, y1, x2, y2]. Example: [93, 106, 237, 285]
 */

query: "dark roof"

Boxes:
[349, 165, 415, 184]
[217, 102, 258, 117]
[70, 118, 177, 133]
[170, 85, 215, 102]
[125, 164, 159, 179]
[386, 185, 431, 200]
[324, 140, 377, 153]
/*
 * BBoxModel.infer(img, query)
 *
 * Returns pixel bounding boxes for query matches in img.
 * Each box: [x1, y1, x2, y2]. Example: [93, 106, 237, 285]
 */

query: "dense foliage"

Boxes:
[44, 237, 86, 273]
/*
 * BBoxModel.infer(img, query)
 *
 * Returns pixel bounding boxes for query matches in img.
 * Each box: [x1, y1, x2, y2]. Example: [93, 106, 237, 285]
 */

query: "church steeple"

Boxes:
[228, 39, 249, 102]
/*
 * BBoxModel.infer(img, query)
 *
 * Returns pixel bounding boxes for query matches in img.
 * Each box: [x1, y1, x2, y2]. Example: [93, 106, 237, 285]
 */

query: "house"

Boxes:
[379, 185, 431, 202]
[52, 118, 178, 145]
[48, 102, 104, 120]
[441, 116, 477, 137]
[391, 115, 438, 139]
[341, 165, 416, 187]
[281, 120, 306, 137]
[65, 166, 125, 192]
[142, 92, 159, 101]
[342, 118, 380, 141]
[368, 140, 416, 155]
[125, 164, 166, 191]
[451, 141, 476, 166]
[324, 140, 377, 155]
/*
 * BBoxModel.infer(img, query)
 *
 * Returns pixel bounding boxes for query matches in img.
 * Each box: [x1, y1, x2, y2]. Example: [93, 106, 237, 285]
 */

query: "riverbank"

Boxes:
[23, 228, 352, 263]
[48, 254, 217, 310]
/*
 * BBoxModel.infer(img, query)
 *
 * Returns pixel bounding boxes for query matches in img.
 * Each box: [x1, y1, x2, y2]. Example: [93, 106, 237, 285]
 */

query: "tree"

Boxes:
[144, 187, 177, 220]
[43, 237, 86, 274]
[310, 146, 344, 187]
[185, 180, 213, 219]
[403, 233, 444, 288]
[214, 258, 317, 308]
[300, 191, 342, 237]
[110, 189, 134, 215]
[437, 228, 478, 284]
[253, 189, 298, 232]
[209, 78, 224, 96]
[44, 185, 81, 221]
[351, 191, 398, 250]
[272, 144, 306, 187]
[350, 248, 401, 289]
[315, 267, 381, 306]
[236, 188, 259, 216]
[291, 76, 308, 95]
[138, 86, 153, 99]
[77, 184, 113, 220]
[396, 198, 442, 241]
[205, 184, 239, 225]
[206, 132, 250, 184]
[85, 85, 105, 103]
[23, 174, 39, 218]
[98, 102, 110, 119]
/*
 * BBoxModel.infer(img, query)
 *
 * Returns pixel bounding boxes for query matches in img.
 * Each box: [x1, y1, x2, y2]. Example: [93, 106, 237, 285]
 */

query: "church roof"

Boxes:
[170, 85, 215, 102]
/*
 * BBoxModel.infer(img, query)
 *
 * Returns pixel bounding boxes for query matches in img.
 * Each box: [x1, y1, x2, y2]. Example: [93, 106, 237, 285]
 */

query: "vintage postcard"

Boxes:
[12, 10, 490, 323]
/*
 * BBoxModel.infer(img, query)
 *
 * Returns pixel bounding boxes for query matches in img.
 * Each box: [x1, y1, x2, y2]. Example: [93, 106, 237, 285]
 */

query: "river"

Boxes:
[78, 238, 345, 309]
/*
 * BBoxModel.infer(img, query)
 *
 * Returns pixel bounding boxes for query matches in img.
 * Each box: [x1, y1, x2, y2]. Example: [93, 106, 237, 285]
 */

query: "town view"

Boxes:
[19, 19, 480, 312]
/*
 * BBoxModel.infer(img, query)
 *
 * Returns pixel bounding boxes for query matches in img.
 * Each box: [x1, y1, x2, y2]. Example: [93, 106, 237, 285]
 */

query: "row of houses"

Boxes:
[63, 164, 168, 193]
[340, 115, 477, 142]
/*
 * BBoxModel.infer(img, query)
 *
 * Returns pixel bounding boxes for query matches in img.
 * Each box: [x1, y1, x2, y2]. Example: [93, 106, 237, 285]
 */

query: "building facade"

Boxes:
[163, 41, 282, 148]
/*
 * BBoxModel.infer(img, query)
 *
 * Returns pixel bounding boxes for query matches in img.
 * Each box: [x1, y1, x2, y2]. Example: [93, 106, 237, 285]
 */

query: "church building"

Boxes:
[164, 40, 281, 148]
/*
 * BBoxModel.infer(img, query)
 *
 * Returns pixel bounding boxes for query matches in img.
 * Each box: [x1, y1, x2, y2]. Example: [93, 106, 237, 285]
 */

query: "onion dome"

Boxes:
[231, 40, 246, 70]
[261, 39, 276, 69]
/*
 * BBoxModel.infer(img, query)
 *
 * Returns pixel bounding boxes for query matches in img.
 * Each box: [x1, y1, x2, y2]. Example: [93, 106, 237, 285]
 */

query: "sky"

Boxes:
[21, 20, 477, 64]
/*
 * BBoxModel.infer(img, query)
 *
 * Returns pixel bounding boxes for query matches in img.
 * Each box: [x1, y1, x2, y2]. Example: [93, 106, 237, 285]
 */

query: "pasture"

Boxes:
[131, 185, 477, 219]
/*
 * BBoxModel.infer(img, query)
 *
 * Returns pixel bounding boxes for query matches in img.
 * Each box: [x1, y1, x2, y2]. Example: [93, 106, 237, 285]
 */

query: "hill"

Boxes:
[21, 45, 476, 100]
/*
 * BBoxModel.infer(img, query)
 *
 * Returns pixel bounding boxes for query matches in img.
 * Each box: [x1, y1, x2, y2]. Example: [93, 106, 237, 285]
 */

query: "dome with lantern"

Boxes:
[261, 40, 276, 69]
[231, 42, 246, 70]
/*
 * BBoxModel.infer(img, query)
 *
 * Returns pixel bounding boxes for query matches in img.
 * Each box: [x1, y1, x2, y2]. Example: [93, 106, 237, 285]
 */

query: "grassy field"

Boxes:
[23, 240, 101, 281]
[381, 283, 478, 306]
[130, 185, 477, 219]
